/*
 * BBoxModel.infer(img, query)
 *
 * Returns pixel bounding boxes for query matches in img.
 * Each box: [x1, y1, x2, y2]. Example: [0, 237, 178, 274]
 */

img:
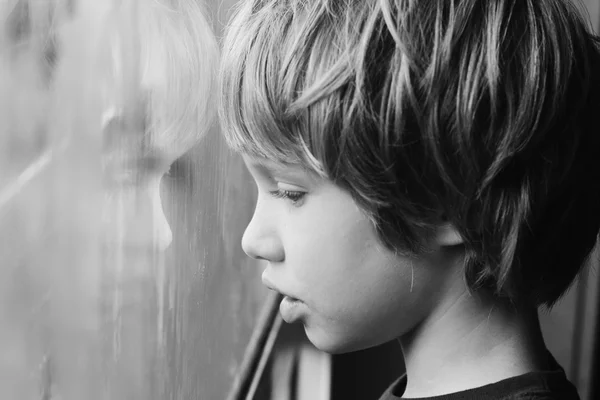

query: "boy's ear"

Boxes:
[434, 223, 464, 247]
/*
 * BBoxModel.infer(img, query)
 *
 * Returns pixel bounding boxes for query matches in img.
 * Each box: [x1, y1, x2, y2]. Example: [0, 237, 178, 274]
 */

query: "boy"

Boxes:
[219, 0, 600, 398]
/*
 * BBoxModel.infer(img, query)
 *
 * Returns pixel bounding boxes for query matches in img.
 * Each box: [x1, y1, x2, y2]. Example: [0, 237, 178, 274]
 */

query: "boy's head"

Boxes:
[1, 0, 218, 251]
[98, 0, 218, 162]
[95, 0, 219, 251]
[220, 0, 600, 352]
[2, 3, 219, 396]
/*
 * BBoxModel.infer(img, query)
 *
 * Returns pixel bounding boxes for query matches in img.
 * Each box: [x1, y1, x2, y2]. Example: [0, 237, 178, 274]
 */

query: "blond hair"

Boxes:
[220, 0, 600, 307]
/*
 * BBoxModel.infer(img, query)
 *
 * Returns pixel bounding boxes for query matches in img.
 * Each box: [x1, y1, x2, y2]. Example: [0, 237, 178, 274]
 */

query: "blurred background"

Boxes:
[0, 1, 598, 400]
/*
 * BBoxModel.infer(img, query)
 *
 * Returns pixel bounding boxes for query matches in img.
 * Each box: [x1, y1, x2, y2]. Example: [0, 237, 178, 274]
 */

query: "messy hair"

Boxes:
[219, 0, 600, 308]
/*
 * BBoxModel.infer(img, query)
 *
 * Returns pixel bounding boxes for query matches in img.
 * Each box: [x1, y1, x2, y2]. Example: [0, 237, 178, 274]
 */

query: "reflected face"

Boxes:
[100, 92, 177, 251]
[102, 139, 174, 252]
[100, 41, 176, 253]
[242, 155, 451, 354]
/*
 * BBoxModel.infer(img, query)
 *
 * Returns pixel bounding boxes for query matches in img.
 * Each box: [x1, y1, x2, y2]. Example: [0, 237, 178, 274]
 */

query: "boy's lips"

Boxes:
[262, 274, 306, 323]
[279, 296, 304, 323]
[261, 273, 302, 303]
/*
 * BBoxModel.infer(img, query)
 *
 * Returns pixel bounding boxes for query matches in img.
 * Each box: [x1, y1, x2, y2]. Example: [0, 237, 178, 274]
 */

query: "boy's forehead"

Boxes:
[242, 154, 320, 179]
[243, 154, 302, 172]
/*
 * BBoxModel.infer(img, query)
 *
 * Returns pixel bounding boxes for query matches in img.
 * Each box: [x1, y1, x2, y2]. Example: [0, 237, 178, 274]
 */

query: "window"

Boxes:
[0, 1, 270, 398]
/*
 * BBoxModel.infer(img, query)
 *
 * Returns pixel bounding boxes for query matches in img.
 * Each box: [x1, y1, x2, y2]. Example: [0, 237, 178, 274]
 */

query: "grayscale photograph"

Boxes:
[0, 1, 599, 399]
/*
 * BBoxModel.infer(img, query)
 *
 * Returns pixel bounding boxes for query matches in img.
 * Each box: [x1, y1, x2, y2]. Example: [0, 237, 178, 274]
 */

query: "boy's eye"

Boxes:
[269, 189, 306, 205]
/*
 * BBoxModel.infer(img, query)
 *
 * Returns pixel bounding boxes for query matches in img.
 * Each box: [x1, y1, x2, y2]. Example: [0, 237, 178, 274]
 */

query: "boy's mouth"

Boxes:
[261, 273, 301, 303]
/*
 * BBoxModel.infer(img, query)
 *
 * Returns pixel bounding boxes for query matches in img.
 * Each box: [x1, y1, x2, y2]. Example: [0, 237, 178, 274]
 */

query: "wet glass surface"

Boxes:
[0, 1, 267, 398]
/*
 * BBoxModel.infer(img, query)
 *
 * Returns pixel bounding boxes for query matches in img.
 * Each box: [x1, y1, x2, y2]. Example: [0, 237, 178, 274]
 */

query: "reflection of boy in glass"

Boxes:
[219, 1, 600, 399]
[98, 3, 220, 400]
[97, 2, 219, 399]
[99, 0, 218, 252]
[0, 0, 218, 398]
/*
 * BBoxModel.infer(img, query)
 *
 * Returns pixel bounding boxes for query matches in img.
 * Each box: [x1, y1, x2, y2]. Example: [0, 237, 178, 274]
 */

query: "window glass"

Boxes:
[0, 1, 268, 398]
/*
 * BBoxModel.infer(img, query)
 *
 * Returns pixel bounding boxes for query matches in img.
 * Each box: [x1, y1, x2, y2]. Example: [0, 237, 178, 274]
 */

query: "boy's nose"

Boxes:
[241, 208, 283, 263]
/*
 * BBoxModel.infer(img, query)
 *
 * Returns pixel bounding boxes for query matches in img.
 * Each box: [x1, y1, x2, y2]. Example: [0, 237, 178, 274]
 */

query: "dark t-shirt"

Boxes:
[378, 351, 580, 400]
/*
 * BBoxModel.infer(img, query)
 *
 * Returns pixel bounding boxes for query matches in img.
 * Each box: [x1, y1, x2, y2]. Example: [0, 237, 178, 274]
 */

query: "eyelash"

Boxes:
[269, 189, 306, 204]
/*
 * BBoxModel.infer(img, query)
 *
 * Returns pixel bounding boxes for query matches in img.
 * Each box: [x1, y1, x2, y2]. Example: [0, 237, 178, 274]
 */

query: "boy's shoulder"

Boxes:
[378, 351, 580, 400]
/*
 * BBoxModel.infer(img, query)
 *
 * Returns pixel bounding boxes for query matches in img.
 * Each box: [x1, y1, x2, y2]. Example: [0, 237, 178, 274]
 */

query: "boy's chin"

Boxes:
[303, 324, 386, 355]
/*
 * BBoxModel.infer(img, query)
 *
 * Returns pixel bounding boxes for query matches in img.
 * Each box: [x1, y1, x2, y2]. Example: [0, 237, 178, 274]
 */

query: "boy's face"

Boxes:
[102, 140, 173, 253]
[242, 155, 453, 353]
[100, 37, 176, 254]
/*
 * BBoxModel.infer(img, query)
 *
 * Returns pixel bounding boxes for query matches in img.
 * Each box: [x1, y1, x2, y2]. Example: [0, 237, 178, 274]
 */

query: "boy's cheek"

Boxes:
[301, 269, 436, 354]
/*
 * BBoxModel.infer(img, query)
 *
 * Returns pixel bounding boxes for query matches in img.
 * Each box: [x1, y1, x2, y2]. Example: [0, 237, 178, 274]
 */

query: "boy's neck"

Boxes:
[398, 286, 549, 398]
